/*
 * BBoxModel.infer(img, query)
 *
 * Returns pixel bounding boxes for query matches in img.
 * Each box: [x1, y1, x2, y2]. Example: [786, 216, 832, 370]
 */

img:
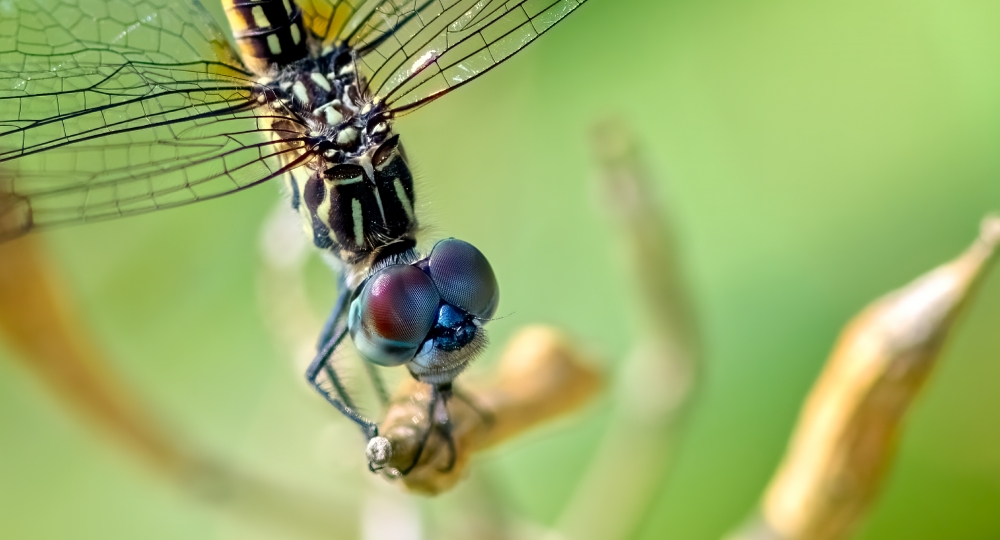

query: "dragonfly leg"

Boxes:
[397, 383, 459, 475]
[306, 296, 379, 440]
[435, 416, 457, 473]
[315, 281, 349, 350]
[435, 383, 458, 472]
[362, 360, 390, 407]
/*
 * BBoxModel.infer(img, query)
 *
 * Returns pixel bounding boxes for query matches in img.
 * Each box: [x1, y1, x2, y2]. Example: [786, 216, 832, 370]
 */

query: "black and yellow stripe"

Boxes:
[224, 0, 308, 75]
[292, 136, 418, 266]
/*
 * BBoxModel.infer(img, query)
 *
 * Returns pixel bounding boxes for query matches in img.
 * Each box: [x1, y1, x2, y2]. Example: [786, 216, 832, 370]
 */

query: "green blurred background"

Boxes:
[3, 0, 1000, 538]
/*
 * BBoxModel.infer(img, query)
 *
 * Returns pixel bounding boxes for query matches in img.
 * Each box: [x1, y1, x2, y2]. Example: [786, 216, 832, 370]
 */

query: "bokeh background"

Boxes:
[3, 0, 1000, 538]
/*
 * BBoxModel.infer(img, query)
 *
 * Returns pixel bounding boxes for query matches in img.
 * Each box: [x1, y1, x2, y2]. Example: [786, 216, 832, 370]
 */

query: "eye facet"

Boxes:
[348, 265, 440, 366]
[427, 238, 499, 319]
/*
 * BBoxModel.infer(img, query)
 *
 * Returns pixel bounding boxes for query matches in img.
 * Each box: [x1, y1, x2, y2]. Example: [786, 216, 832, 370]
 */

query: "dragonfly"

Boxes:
[0, 0, 586, 473]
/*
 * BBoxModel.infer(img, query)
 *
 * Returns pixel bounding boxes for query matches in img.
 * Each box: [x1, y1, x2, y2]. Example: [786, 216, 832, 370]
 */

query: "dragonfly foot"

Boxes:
[366, 436, 392, 472]
[435, 421, 457, 473]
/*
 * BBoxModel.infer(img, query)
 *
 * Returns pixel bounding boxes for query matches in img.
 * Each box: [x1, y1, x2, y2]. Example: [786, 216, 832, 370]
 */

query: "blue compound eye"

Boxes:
[427, 238, 499, 319]
[348, 265, 440, 366]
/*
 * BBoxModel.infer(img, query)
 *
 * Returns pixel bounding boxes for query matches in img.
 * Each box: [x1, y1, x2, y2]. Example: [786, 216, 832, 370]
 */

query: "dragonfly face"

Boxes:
[349, 238, 499, 384]
[0, 0, 586, 471]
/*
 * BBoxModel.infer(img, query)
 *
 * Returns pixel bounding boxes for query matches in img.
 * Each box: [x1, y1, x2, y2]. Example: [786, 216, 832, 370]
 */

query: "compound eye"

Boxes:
[428, 238, 499, 319]
[348, 265, 440, 366]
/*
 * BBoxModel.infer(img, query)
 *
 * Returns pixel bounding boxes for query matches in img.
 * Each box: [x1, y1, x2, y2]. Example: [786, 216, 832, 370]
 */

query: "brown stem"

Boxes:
[728, 216, 1000, 540]
[377, 325, 603, 495]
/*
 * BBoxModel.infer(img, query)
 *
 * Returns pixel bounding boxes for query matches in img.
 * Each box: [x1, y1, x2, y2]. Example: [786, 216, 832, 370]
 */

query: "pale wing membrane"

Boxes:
[0, 0, 312, 239]
[2, 87, 311, 237]
[0, 0, 246, 67]
[296, 0, 428, 51]
[1, 61, 257, 159]
[349, 0, 586, 113]
[297, 0, 364, 48]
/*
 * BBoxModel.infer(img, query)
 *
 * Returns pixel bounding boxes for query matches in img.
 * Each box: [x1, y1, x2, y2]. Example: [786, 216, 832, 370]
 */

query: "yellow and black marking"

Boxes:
[224, 0, 308, 75]
[230, 5, 419, 280]
[295, 135, 417, 266]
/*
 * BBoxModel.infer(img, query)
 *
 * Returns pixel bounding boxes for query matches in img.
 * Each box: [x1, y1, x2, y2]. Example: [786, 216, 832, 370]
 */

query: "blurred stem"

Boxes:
[550, 118, 701, 540]
[0, 232, 357, 539]
[592, 119, 700, 354]
[726, 216, 1000, 540]
[377, 325, 604, 495]
[0, 234, 187, 474]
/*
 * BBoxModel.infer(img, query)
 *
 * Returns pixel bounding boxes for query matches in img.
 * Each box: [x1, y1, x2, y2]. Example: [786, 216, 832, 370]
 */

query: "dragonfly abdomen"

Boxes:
[223, 0, 308, 75]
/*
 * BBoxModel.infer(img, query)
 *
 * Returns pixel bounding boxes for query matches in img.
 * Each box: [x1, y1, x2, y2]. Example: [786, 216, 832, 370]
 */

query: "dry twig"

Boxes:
[377, 325, 603, 495]
[0, 221, 357, 538]
[728, 216, 1000, 540]
[539, 118, 702, 540]
[0, 234, 186, 474]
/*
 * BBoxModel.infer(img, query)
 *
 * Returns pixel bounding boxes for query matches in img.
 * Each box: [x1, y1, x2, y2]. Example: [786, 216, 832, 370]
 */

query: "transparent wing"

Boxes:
[352, 0, 587, 113]
[0, 0, 312, 239]
[1, 0, 247, 67]
[297, 0, 361, 48]
[299, 0, 431, 49]
[295, 0, 586, 114]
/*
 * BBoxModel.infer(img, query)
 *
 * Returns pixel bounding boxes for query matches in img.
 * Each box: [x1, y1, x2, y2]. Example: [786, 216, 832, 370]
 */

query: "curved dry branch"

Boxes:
[727, 216, 1000, 540]
[0, 194, 357, 539]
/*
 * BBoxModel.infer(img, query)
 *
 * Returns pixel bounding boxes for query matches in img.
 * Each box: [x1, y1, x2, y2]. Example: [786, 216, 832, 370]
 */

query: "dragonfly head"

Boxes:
[348, 238, 499, 384]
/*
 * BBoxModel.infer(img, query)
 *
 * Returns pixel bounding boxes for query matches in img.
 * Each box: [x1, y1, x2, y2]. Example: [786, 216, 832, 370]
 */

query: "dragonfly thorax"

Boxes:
[260, 52, 416, 285]
[259, 51, 391, 160]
